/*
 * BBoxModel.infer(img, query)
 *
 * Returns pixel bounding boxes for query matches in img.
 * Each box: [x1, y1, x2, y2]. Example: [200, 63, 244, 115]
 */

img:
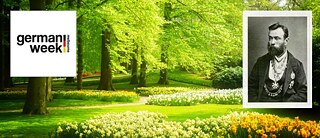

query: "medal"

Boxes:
[272, 81, 279, 89]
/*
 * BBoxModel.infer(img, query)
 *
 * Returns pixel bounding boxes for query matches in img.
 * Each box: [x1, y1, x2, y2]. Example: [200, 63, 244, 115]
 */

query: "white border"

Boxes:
[243, 11, 312, 108]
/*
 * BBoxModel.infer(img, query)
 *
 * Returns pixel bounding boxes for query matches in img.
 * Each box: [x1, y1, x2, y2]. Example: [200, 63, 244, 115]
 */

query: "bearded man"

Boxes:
[248, 22, 307, 102]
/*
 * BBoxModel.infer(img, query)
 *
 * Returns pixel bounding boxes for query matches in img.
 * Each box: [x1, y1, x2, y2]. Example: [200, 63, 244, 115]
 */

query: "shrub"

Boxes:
[146, 89, 242, 106]
[53, 90, 139, 102]
[51, 111, 320, 138]
[212, 66, 242, 89]
[135, 87, 197, 96]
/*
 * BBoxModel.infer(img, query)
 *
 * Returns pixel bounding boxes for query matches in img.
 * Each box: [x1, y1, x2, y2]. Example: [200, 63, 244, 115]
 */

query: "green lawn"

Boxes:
[0, 99, 121, 110]
[0, 104, 242, 137]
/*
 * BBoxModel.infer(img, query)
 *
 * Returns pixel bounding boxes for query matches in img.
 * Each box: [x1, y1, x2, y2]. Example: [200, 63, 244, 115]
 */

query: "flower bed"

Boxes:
[51, 111, 320, 138]
[146, 89, 242, 106]
[0, 90, 139, 102]
[135, 87, 198, 96]
[54, 90, 139, 102]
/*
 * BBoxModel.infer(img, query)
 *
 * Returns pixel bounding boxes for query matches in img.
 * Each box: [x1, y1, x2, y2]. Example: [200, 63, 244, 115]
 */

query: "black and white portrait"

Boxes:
[243, 11, 312, 108]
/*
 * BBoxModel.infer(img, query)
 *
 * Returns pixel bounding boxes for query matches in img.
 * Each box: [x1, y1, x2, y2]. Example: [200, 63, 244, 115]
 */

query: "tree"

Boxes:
[23, 0, 50, 115]
[157, 2, 171, 85]
[130, 46, 139, 84]
[138, 50, 147, 87]
[98, 28, 115, 90]
[0, 0, 4, 91]
[76, 0, 83, 90]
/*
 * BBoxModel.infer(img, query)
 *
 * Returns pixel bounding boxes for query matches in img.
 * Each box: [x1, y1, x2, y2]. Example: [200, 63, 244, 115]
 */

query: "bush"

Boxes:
[135, 87, 197, 96]
[0, 90, 139, 102]
[146, 89, 242, 106]
[212, 66, 242, 89]
[51, 111, 320, 138]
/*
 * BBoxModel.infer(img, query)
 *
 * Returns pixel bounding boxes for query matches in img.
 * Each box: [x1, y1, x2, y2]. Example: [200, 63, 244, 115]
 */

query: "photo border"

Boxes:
[243, 11, 312, 108]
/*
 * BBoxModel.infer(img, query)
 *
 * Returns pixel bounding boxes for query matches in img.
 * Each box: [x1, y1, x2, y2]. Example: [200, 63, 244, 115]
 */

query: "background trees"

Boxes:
[2, 0, 320, 113]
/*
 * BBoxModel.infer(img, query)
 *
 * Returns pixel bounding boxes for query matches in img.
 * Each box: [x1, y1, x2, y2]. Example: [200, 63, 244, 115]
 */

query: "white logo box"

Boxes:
[10, 11, 76, 77]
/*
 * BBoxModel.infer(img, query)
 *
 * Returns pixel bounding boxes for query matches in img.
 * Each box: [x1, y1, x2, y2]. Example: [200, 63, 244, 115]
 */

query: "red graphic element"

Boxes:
[63, 41, 66, 47]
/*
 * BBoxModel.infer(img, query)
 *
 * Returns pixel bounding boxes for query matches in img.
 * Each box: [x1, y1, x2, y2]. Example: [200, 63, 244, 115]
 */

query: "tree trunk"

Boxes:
[158, 47, 169, 84]
[138, 51, 146, 87]
[23, 77, 48, 114]
[23, 0, 48, 115]
[1, 1, 13, 89]
[130, 47, 138, 84]
[46, 77, 53, 101]
[76, 0, 83, 90]
[0, 0, 4, 91]
[98, 29, 114, 90]
[158, 2, 172, 85]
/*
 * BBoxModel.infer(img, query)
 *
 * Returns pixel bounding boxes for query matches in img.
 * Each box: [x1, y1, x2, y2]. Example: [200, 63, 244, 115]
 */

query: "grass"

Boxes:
[0, 99, 118, 110]
[1, 103, 319, 137]
[168, 70, 212, 87]
[0, 104, 243, 137]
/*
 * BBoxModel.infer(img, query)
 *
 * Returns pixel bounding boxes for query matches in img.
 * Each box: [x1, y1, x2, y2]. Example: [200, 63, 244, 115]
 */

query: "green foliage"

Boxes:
[135, 87, 197, 96]
[160, 0, 244, 76]
[146, 89, 242, 106]
[212, 66, 242, 89]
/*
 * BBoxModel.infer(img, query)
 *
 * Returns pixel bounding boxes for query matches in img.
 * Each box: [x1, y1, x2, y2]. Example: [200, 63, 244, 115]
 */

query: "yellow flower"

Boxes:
[270, 125, 276, 132]
[251, 124, 258, 130]
[311, 127, 317, 135]
[241, 122, 247, 128]
[261, 134, 267, 138]
[288, 126, 293, 131]
[270, 134, 277, 138]
[230, 125, 237, 133]
[300, 129, 308, 138]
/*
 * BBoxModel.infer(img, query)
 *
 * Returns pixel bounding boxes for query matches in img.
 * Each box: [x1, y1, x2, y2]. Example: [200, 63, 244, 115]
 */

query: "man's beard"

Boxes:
[268, 43, 286, 57]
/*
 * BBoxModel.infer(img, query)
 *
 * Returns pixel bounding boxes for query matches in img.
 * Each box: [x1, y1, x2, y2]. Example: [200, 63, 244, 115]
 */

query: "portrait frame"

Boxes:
[243, 11, 312, 108]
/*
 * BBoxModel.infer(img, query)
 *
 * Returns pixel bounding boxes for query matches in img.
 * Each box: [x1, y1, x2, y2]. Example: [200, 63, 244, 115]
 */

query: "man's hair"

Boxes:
[268, 22, 289, 39]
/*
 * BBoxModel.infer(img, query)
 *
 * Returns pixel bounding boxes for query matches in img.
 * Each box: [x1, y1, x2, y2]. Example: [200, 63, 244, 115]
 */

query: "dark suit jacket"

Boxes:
[248, 51, 307, 102]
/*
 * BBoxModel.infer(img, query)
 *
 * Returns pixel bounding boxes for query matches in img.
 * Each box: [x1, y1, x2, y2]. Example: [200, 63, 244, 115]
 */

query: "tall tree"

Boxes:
[77, 0, 83, 90]
[0, 0, 4, 91]
[130, 46, 139, 84]
[98, 28, 114, 90]
[158, 2, 171, 85]
[138, 49, 147, 87]
[23, 0, 48, 115]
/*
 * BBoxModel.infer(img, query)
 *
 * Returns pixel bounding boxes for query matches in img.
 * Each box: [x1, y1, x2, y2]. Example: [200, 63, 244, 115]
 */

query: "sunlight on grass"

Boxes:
[0, 104, 242, 137]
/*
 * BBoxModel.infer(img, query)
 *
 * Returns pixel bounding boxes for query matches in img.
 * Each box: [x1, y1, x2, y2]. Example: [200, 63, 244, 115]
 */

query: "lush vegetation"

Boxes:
[212, 66, 242, 89]
[51, 111, 320, 138]
[146, 89, 242, 106]
[0, 90, 139, 102]
[1, 0, 320, 137]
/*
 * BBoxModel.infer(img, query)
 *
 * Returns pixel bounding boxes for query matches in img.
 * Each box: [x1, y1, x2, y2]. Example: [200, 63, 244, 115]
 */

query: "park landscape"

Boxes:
[1, 0, 320, 138]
